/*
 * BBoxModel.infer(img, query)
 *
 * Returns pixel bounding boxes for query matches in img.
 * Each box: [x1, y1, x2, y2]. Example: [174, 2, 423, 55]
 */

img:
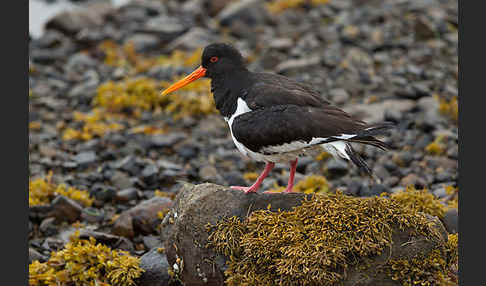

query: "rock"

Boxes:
[141, 16, 189, 43]
[329, 88, 350, 105]
[343, 99, 416, 124]
[198, 165, 220, 182]
[143, 235, 162, 250]
[113, 197, 173, 238]
[164, 27, 218, 52]
[78, 229, 134, 252]
[161, 183, 448, 286]
[217, 0, 269, 27]
[124, 33, 161, 52]
[361, 184, 390, 197]
[442, 208, 458, 234]
[161, 183, 308, 285]
[91, 183, 117, 201]
[400, 173, 428, 189]
[137, 248, 172, 286]
[141, 164, 159, 184]
[73, 151, 97, 166]
[45, 3, 113, 36]
[39, 217, 58, 236]
[150, 133, 186, 148]
[275, 55, 321, 75]
[110, 171, 134, 190]
[325, 158, 349, 178]
[29, 247, 48, 264]
[115, 188, 139, 202]
[48, 196, 83, 222]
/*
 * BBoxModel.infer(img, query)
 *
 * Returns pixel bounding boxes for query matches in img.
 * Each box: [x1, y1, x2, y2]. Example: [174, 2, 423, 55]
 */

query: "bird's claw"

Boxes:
[230, 185, 259, 194]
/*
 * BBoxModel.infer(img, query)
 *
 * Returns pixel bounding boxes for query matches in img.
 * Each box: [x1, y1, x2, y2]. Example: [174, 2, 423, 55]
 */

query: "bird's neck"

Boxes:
[211, 68, 252, 119]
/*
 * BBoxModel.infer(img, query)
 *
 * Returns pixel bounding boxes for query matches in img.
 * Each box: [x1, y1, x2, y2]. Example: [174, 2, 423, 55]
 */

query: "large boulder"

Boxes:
[161, 183, 450, 286]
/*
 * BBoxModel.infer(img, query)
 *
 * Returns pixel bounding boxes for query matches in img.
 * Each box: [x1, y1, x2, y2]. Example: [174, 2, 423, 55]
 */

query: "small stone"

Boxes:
[49, 196, 83, 222]
[73, 151, 97, 166]
[442, 208, 458, 234]
[113, 197, 173, 238]
[29, 247, 48, 264]
[217, 0, 268, 27]
[361, 184, 390, 197]
[138, 248, 171, 286]
[124, 34, 160, 52]
[164, 27, 218, 52]
[325, 159, 349, 179]
[143, 235, 162, 249]
[115, 188, 139, 203]
[39, 217, 58, 236]
[198, 165, 220, 182]
[81, 207, 105, 223]
[91, 183, 117, 201]
[399, 174, 427, 189]
[150, 133, 186, 148]
[110, 171, 134, 190]
[329, 88, 350, 105]
[142, 164, 159, 179]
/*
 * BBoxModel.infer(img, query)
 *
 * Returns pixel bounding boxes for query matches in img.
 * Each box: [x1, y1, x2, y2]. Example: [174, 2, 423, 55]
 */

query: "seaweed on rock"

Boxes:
[29, 232, 144, 286]
[207, 192, 445, 286]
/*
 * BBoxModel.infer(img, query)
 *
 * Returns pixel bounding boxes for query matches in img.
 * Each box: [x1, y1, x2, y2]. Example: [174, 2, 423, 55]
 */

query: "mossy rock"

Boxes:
[161, 183, 450, 286]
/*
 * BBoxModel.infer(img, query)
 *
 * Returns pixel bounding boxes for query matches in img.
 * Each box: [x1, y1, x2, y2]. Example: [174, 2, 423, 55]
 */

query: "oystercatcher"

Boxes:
[161, 43, 393, 194]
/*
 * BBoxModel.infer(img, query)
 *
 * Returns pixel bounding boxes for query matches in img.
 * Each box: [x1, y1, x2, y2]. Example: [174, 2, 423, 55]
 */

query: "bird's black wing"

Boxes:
[245, 73, 331, 110]
[232, 105, 368, 153]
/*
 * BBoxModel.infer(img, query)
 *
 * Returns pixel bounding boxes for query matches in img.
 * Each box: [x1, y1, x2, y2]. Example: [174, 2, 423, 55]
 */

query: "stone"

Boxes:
[150, 133, 186, 148]
[164, 27, 218, 52]
[361, 184, 390, 197]
[110, 171, 135, 190]
[161, 183, 308, 285]
[115, 188, 139, 203]
[29, 247, 48, 264]
[48, 195, 83, 222]
[39, 217, 58, 236]
[113, 197, 173, 238]
[325, 158, 349, 179]
[343, 99, 416, 124]
[45, 3, 113, 36]
[73, 151, 97, 166]
[217, 0, 269, 27]
[141, 16, 189, 43]
[400, 173, 428, 189]
[161, 183, 449, 286]
[125, 34, 161, 53]
[275, 55, 321, 75]
[442, 208, 458, 234]
[78, 229, 134, 252]
[137, 248, 172, 286]
[142, 235, 162, 250]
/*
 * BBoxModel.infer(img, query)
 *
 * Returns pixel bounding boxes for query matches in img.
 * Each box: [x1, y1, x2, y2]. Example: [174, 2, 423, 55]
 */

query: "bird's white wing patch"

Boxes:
[228, 98, 254, 157]
[321, 141, 350, 160]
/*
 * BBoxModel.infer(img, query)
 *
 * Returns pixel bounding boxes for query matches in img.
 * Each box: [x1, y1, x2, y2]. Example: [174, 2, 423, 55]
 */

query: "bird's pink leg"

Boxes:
[231, 162, 275, 194]
[283, 158, 298, 193]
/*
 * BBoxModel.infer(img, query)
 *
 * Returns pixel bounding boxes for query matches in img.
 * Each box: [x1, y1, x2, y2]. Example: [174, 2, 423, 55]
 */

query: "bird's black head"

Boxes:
[160, 43, 246, 96]
[201, 43, 246, 78]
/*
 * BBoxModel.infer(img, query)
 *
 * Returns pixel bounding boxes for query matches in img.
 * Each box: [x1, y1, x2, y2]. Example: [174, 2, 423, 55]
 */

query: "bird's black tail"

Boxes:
[344, 143, 373, 177]
[343, 122, 394, 177]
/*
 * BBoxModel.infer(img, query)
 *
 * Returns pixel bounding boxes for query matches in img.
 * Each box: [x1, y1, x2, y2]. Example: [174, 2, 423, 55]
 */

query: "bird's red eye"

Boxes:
[210, 56, 218, 63]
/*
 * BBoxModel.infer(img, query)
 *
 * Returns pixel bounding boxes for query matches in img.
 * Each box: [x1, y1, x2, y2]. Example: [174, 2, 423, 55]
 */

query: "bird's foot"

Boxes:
[263, 187, 296, 194]
[230, 185, 259, 194]
[283, 187, 296, 193]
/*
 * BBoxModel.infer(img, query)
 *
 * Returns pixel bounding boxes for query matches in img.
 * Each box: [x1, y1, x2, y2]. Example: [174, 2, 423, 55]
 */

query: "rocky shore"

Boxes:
[29, 0, 458, 285]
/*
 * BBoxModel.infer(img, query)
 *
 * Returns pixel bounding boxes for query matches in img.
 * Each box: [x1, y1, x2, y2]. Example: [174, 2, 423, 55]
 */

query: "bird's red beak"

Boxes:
[160, 66, 207, 96]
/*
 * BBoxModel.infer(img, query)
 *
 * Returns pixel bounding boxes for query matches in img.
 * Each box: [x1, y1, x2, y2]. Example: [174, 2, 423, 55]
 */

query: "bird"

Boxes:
[160, 43, 393, 194]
